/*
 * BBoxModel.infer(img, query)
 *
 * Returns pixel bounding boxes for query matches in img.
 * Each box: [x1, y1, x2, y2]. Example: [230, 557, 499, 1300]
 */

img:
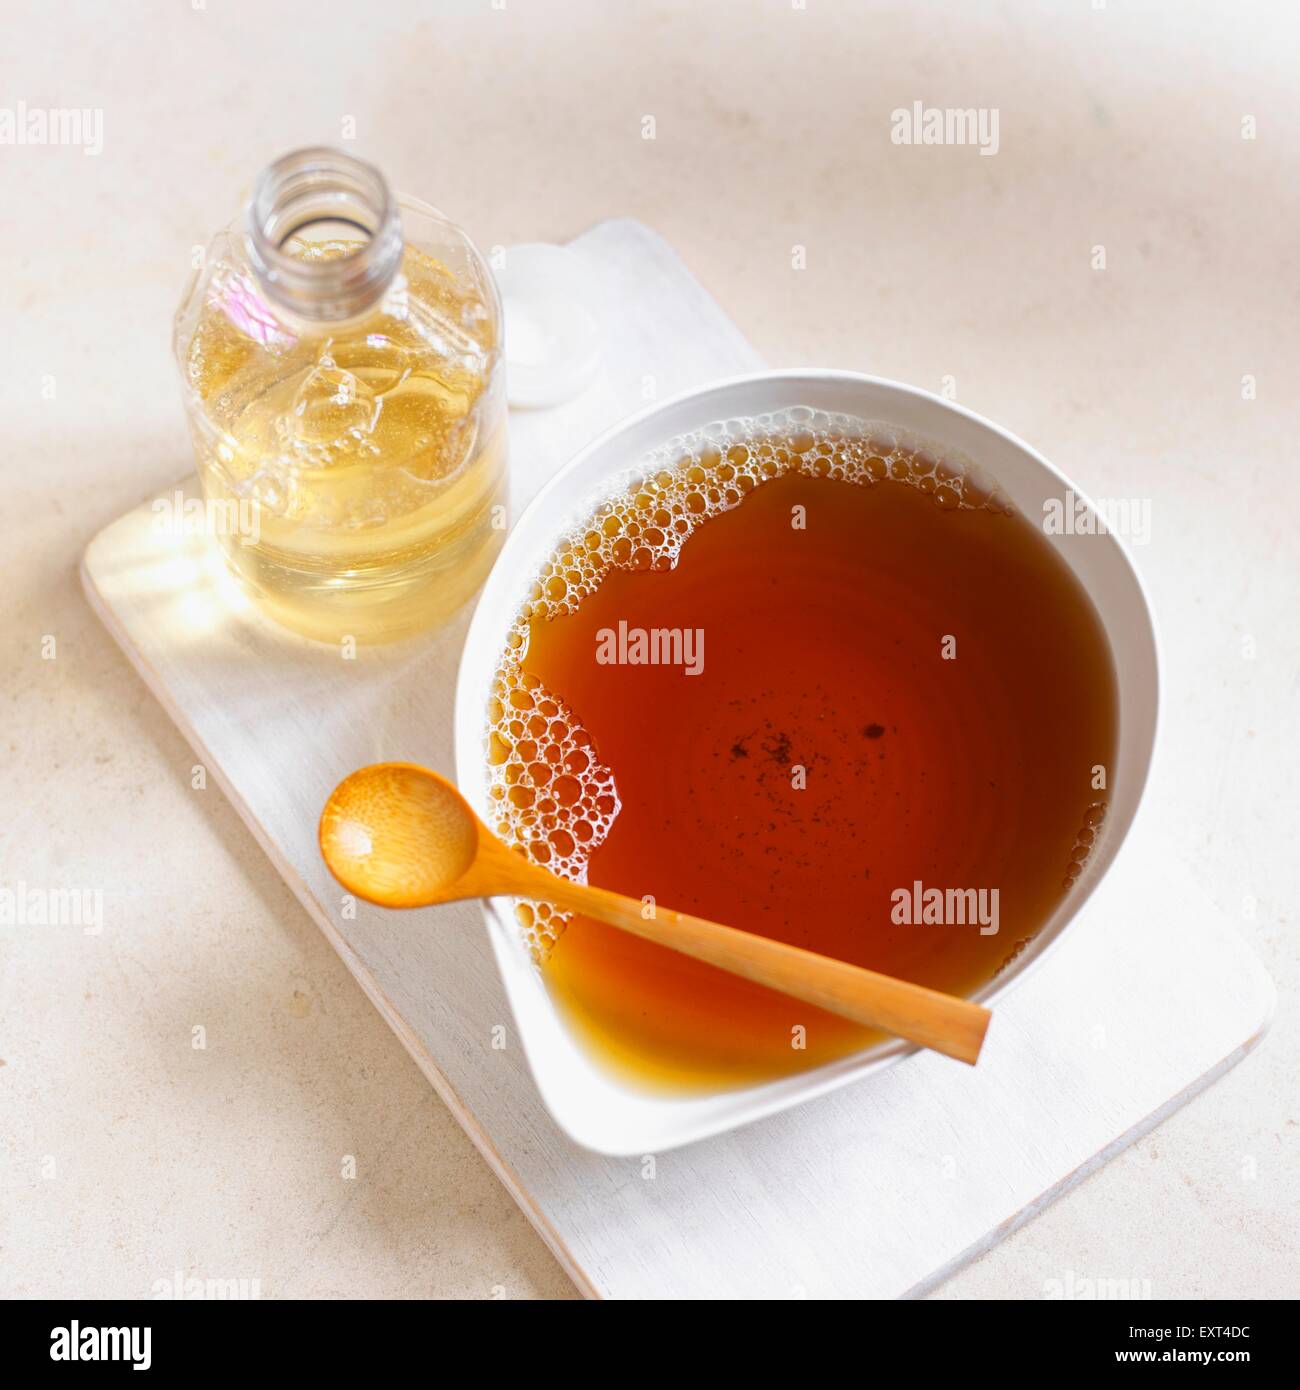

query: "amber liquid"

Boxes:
[498, 440, 1117, 1091]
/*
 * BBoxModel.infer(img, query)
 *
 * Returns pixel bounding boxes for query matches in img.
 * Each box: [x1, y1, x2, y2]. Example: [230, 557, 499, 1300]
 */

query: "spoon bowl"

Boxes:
[321, 762, 481, 908]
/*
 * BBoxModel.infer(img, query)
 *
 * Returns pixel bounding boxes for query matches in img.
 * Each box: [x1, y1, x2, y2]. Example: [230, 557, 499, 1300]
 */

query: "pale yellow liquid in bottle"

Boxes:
[183, 240, 507, 643]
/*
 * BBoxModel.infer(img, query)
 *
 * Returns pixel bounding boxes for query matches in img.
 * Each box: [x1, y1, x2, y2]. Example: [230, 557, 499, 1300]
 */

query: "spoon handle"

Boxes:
[499, 858, 990, 1065]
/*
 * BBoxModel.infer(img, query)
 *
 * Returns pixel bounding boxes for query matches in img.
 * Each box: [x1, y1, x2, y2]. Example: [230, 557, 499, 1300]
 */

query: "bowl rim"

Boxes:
[454, 367, 1162, 1152]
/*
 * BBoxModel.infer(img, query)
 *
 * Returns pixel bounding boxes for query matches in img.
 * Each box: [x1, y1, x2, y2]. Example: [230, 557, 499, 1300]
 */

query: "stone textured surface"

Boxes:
[0, 0, 1294, 1298]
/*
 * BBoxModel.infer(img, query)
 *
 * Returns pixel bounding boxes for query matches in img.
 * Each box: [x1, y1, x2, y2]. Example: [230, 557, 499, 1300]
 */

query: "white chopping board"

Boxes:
[82, 219, 1273, 1299]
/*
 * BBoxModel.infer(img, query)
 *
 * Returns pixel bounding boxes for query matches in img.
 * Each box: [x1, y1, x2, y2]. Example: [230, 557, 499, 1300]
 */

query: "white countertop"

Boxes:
[1, 0, 1295, 1299]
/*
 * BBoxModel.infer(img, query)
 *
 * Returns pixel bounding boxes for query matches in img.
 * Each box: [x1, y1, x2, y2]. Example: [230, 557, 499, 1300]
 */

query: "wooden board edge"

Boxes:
[904, 1008, 1276, 1300]
[79, 546, 602, 1302]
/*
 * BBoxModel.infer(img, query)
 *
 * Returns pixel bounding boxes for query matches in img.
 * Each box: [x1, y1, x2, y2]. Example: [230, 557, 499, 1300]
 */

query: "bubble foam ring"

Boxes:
[485, 667, 622, 960]
[1062, 799, 1108, 892]
[487, 407, 1009, 958]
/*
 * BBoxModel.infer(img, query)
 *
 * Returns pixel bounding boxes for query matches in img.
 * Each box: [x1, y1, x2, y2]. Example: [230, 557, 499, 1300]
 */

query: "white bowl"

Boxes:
[454, 370, 1159, 1155]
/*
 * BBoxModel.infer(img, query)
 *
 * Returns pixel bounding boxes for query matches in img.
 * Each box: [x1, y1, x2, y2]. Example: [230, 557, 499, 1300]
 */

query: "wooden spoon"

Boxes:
[318, 761, 991, 1065]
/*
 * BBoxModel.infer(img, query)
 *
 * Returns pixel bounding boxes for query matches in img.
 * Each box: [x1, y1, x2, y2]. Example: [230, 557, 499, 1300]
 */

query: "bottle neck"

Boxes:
[245, 147, 403, 326]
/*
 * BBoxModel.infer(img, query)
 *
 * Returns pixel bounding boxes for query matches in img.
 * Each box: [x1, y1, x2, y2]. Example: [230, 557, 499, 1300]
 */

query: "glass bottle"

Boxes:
[173, 147, 507, 643]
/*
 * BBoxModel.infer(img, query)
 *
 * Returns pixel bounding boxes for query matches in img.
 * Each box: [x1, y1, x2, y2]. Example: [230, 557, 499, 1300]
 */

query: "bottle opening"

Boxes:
[246, 147, 403, 324]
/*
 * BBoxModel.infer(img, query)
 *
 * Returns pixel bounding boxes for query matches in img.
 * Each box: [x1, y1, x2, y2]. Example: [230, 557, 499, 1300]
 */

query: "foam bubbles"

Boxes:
[485, 668, 621, 957]
[1062, 800, 1108, 891]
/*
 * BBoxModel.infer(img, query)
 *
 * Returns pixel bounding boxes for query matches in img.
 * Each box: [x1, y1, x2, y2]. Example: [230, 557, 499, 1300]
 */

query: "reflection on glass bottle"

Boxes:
[174, 148, 508, 643]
